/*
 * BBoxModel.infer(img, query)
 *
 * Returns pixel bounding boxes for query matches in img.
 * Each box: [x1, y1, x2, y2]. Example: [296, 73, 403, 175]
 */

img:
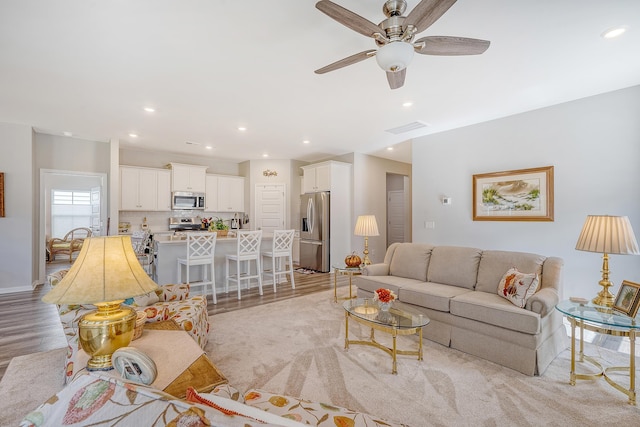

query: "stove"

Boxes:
[169, 217, 202, 231]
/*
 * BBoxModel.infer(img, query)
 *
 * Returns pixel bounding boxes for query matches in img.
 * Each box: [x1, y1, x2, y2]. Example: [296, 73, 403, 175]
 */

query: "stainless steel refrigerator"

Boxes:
[299, 191, 330, 272]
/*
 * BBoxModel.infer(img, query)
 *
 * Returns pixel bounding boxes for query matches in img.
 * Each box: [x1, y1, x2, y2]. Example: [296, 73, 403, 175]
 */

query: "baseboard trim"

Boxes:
[0, 285, 33, 294]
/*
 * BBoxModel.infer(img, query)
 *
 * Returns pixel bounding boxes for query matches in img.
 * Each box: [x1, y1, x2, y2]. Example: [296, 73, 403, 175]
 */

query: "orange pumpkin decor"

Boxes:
[344, 252, 362, 267]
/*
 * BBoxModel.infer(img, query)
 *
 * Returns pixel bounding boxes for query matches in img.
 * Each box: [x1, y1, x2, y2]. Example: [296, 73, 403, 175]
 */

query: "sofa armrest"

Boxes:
[363, 263, 389, 276]
[526, 288, 559, 317]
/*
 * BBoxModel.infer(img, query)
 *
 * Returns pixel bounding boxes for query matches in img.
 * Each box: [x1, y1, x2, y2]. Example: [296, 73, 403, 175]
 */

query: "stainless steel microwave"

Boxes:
[172, 191, 205, 210]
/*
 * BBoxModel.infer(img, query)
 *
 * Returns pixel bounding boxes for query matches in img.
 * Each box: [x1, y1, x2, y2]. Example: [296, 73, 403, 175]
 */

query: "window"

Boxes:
[51, 190, 91, 238]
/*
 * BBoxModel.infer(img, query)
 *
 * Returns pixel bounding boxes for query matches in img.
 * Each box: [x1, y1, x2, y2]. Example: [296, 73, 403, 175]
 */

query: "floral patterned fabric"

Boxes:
[51, 271, 210, 384]
[244, 389, 408, 427]
[20, 372, 285, 427]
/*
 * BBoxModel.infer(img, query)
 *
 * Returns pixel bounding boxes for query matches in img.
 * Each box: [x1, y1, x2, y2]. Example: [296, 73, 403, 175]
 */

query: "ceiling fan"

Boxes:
[314, 0, 490, 89]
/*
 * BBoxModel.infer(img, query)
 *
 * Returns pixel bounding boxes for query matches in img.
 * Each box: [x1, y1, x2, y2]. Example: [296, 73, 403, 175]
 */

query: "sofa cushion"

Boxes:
[398, 282, 473, 312]
[497, 267, 539, 308]
[450, 291, 541, 334]
[427, 246, 482, 289]
[389, 243, 434, 281]
[476, 250, 546, 294]
[356, 274, 423, 296]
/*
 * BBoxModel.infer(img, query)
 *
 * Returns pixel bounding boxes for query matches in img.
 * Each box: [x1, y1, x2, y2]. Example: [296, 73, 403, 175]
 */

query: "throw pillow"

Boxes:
[125, 291, 160, 307]
[497, 267, 539, 308]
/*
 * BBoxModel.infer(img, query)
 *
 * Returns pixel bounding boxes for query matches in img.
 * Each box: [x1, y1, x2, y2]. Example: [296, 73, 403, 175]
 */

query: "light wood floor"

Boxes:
[0, 261, 345, 380]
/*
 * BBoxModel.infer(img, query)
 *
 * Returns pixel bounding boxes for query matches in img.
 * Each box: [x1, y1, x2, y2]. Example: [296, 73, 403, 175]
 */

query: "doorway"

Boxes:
[254, 184, 286, 233]
[386, 173, 410, 246]
[39, 169, 107, 285]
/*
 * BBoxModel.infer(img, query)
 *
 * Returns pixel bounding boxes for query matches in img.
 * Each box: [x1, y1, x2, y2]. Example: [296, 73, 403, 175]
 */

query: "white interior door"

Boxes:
[387, 190, 405, 246]
[254, 184, 286, 233]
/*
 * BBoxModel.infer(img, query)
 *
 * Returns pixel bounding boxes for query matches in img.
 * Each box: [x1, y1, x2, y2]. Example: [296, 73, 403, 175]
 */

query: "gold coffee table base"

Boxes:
[345, 310, 424, 375]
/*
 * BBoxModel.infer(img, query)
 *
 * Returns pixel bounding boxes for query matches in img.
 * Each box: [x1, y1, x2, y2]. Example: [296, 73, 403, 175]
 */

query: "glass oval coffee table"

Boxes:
[343, 298, 430, 374]
[555, 300, 638, 405]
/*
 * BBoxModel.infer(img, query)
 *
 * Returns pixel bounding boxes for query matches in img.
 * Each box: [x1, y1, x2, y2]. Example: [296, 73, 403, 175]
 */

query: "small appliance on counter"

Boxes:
[169, 216, 203, 231]
[230, 213, 239, 230]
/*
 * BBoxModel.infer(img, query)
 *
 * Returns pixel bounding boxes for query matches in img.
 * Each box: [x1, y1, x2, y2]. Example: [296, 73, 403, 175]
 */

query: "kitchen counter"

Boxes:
[153, 231, 273, 292]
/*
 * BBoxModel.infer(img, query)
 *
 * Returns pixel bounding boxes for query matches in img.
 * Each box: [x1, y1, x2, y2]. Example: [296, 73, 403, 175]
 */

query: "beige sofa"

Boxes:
[355, 243, 567, 376]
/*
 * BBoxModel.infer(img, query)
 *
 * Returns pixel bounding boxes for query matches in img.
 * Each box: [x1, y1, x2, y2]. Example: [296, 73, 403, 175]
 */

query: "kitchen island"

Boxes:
[153, 232, 274, 296]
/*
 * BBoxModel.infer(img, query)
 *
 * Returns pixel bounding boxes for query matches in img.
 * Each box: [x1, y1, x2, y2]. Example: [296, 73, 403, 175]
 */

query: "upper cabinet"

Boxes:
[217, 176, 245, 212]
[170, 163, 207, 193]
[205, 174, 245, 212]
[301, 162, 335, 193]
[156, 170, 172, 211]
[120, 166, 167, 211]
[205, 174, 219, 212]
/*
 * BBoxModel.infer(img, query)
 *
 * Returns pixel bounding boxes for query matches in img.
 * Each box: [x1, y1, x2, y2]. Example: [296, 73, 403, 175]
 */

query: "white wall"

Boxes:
[0, 122, 35, 292]
[351, 153, 412, 264]
[412, 85, 640, 300]
[120, 148, 241, 175]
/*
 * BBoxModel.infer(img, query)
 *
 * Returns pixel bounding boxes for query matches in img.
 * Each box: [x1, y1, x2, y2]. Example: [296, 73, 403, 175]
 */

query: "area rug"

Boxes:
[2, 289, 639, 426]
[205, 290, 640, 426]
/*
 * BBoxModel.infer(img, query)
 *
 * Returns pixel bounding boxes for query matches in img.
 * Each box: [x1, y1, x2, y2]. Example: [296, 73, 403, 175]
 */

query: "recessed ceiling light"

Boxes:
[143, 107, 155, 113]
[263, 153, 269, 157]
[602, 26, 628, 39]
[205, 146, 213, 150]
[303, 140, 310, 144]
[402, 101, 413, 107]
[63, 131, 73, 137]
[238, 126, 247, 132]
[387, 147, 394, 151]
[129, 133, 138, 138]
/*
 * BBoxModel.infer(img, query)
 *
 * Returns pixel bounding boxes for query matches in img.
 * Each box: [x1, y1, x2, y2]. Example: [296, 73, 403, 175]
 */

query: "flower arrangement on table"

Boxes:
[373, 288, 396, 304]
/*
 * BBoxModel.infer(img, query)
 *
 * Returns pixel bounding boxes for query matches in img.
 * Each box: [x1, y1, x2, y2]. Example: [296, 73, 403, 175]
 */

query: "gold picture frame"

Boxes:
[613, 280, 640, 318]
[0, 172, 4, 218]
[472, 166, 554, 221]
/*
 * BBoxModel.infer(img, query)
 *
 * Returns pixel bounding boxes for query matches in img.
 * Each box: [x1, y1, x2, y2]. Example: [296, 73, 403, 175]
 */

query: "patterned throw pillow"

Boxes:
[497, 267, 539, 308]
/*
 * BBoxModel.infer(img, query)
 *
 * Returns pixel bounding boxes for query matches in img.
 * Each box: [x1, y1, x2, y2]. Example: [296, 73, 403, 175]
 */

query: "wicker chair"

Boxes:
[47, 227, 92, 262]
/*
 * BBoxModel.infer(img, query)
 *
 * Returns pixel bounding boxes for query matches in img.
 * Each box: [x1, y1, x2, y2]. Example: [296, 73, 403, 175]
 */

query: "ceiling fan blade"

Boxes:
[414, 36, 490, 55]
[404, 0, 457, 34]
[386, 69, 406, 90]
[316, 0, 383, 38]
[315, 50, 376, 74]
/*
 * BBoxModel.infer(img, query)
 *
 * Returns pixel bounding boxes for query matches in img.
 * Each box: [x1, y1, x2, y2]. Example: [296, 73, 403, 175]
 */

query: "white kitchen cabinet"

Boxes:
[170, 163, 207, 193]
[217, 176, 245, 212]
[205, 174, 219, 211]
[302, 162, 331, 193]
[156, 170, 172, 211]
[120, 166, 158, 211]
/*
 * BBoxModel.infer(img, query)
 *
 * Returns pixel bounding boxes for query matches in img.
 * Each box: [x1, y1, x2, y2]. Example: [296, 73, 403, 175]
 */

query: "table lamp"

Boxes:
[575, 215, 639, 307]
[354, 215, 379, 265]
[42, 235, 159, 370]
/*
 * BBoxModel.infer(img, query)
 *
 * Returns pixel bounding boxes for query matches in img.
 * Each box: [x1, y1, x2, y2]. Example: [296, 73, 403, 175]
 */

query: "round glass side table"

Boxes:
[555, 300, 638, 405]
[332, 264, 363, 303]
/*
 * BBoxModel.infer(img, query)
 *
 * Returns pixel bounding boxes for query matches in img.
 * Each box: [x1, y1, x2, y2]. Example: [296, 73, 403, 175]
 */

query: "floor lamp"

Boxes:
[575, 215, 639, 307]
[354, 215, 379, 265]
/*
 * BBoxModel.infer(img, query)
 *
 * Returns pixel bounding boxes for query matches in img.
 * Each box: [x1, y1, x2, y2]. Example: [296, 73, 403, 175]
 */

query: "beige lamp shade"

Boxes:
[354, 215, 380, 237]
[575, 215, 639, 255]
[42, 235, 159, 305]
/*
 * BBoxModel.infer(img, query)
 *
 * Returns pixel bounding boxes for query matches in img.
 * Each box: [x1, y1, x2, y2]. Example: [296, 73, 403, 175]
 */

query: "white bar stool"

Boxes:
[177, 232, 218, 303]
[225, 230, 263, 300]
[262, 229, 295, 292]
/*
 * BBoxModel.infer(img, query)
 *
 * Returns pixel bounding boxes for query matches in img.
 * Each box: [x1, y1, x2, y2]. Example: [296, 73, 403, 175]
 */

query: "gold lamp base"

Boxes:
[78, 301, 137, 370]
[592, 253, 615, 308]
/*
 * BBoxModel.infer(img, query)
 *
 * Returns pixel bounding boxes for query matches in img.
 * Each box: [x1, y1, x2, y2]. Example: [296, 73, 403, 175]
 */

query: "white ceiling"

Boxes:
[1, 1, 639, 165]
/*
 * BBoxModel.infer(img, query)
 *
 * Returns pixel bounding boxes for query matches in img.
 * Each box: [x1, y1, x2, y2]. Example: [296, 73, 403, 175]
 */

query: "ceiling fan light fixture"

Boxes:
[376, 41, 414, 72]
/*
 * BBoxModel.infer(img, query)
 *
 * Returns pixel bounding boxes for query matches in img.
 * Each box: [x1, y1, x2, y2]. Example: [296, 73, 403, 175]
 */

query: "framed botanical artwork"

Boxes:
[472, 166, 554, 221]
[613, 280, 640, 318]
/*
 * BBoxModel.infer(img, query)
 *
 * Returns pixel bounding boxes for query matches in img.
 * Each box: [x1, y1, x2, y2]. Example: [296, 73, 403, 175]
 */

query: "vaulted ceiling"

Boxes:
[1, 1, 639, 164]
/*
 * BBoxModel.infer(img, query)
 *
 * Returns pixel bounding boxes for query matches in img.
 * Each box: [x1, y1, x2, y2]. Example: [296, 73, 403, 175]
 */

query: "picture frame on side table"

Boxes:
[472, 166, 554, 221]
[613, 280, 640, 318]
